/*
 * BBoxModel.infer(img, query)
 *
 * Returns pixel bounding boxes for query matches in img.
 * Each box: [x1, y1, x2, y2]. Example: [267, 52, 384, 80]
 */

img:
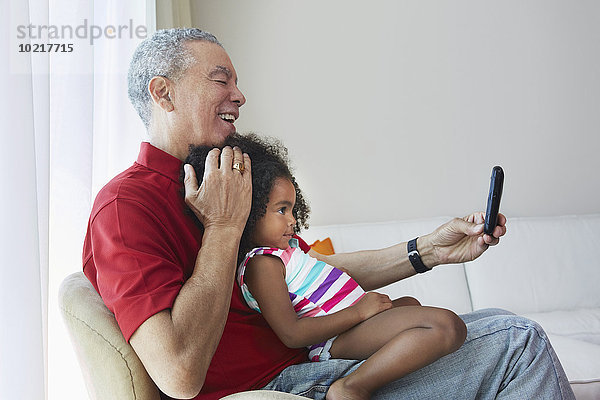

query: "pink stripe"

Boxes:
[262, 248, 277, 256]
[321, 279, 359, 313]
[280, 246, 294, 265]
[349, 292, 365, 306]
[300, 306, 323, 318]
[293, 298, 311, 313]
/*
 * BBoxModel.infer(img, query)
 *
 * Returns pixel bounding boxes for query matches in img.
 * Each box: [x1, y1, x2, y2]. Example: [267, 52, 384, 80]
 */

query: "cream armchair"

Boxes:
[59, 272, 308, 400]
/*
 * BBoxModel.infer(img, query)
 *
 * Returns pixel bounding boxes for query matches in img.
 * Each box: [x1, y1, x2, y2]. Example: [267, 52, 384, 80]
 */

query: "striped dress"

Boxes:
[237, 239, 365, 361]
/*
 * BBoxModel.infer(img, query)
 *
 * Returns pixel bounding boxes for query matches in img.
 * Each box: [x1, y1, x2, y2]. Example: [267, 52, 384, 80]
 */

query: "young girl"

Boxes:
[184, 134, 467, 400]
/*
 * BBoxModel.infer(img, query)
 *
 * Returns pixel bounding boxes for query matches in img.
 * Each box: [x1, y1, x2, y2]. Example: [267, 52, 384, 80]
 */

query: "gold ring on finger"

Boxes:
[232, 162, 244, 173]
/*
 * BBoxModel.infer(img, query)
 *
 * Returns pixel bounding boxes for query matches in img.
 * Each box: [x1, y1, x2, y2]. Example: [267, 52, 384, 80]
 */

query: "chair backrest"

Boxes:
[58, 272, 160, 400]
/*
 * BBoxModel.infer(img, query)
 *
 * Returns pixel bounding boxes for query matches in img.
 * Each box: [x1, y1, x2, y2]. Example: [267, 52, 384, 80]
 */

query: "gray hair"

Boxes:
[127, 28, 223, 128]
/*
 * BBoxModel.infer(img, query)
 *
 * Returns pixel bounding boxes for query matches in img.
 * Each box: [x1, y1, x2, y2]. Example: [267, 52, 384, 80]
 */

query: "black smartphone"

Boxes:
[484, 166, 504, 235]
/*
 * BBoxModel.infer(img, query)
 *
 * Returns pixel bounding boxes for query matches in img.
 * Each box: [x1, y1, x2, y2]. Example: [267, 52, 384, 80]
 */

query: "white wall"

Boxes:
[192, 0, 600, 226]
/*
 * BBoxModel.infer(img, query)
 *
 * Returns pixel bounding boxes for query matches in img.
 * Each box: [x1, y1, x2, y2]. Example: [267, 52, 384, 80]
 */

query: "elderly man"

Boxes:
[83, 28, 574, 400]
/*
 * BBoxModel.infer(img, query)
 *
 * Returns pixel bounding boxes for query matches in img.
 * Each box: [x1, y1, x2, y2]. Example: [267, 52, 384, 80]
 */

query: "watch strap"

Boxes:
[407, 237, 430, 273]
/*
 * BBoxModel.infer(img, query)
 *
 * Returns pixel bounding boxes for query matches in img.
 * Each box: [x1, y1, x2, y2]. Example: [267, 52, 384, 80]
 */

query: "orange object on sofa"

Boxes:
[309, 237, 335, 255]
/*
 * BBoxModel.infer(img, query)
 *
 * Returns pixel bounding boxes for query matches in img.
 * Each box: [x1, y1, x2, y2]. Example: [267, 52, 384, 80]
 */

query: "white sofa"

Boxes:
[300, 214, 600, 400]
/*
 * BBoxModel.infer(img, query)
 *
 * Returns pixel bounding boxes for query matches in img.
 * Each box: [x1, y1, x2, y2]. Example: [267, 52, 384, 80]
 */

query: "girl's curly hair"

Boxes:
[182, 133, 310, 263]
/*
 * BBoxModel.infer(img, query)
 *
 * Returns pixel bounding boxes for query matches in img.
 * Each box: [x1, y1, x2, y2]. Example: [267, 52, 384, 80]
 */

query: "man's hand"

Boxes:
[183, 146, 252, 233]
[352, 292, 393, 321]
[421, 212, 507, 268]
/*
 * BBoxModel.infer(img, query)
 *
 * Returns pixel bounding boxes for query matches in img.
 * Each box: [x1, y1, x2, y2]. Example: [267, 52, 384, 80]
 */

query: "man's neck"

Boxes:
[147, 123, 186, 161]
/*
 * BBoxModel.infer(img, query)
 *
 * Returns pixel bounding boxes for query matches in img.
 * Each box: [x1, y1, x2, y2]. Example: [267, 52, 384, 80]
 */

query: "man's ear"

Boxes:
[148, 76, 174, 112]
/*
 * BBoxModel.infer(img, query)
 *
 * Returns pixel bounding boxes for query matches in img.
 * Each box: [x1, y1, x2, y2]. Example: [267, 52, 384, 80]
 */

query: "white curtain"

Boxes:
[1, 0, 47, 397]
[2, 0, 151, 398]
[156, 0, 193, 29]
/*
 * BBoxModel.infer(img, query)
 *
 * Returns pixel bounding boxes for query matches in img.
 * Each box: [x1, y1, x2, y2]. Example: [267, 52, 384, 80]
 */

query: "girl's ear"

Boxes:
[148, 76, 174, 112]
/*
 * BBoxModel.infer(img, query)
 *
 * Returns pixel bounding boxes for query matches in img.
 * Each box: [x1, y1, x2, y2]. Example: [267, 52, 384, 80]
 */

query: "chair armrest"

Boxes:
[58, 272, 161, 400]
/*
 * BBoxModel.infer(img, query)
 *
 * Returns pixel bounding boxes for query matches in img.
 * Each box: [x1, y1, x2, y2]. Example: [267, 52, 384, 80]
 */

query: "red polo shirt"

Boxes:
[83, 142, 308, 399]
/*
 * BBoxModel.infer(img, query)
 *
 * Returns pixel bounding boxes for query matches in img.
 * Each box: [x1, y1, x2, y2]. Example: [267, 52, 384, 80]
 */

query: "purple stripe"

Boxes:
[289, 292, 297, 302]
[308, 268, 343, 304]
[309, 341, 326, 351]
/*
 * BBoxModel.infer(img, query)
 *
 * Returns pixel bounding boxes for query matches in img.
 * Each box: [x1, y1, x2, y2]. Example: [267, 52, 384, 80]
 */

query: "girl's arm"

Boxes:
[244, 254, 392, 349]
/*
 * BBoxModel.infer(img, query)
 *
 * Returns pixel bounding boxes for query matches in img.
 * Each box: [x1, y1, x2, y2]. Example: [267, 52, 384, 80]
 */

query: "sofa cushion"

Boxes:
[465, 215, 600, 314]
[540, 334, 600, 399]
[522, 308, 600, 345]
[377, 264, 473, 314]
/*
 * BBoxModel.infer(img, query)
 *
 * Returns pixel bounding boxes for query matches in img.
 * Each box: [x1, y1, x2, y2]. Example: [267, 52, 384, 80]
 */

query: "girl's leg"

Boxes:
[326, 305, 467, 400]
[391, 296, 420, 307]
[263, 313, 573, 400]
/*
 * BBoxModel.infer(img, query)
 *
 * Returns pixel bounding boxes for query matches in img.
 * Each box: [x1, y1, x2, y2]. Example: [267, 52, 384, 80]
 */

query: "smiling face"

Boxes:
[161, 40, 246, 158]
[251, 177, 298, 250]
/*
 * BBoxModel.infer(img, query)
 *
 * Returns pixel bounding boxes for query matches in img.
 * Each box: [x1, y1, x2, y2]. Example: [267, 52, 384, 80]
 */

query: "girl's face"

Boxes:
[251, 177, 297, 249]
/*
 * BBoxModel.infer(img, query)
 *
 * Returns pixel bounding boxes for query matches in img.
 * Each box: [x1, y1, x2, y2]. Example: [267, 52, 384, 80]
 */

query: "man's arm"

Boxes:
[130, 147, 252, 399]
[309, 212, 507, 291]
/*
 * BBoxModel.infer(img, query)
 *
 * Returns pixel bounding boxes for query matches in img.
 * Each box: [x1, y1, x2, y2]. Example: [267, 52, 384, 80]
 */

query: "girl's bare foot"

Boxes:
[326, 376, 371, 400]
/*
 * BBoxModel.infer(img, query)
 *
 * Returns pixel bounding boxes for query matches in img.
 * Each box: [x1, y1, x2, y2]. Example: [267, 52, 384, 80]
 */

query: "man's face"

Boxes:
[169, 41, 246, 151]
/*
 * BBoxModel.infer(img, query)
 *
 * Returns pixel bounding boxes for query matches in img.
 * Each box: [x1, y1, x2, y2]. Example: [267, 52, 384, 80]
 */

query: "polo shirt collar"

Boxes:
[136, 142, 182, 183]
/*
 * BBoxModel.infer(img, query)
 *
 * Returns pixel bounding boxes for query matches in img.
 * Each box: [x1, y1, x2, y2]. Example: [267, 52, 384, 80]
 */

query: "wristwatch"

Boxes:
[407, 237, 430, 274]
